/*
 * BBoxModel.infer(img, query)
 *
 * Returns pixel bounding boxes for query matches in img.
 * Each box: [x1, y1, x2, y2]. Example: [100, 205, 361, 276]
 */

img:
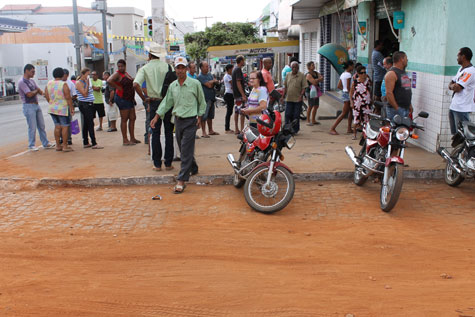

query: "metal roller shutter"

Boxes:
[311, 32, 319, 65]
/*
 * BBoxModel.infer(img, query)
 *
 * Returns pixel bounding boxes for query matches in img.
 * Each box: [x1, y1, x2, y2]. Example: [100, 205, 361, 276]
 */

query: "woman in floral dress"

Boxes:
[350, 65, 372, 140]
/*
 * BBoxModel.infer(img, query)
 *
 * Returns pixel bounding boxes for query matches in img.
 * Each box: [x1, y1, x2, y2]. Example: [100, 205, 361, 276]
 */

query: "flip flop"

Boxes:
[351, 135, 357, 140]
[165, 166, 174, 171]
[83, 144, 92, 148]
[201, 135, 210, 138]
[153, 167, 162, 171]
[62, 147, 74, 152]
[209, 131, 220, 135]
[329, 130, 339, 135]
[123, 143, 136, 146]
[173, 183, 186, 194]
[306, 123, 314, 126]
[132, 139, 142, 144]
[92, 145, 104, 149]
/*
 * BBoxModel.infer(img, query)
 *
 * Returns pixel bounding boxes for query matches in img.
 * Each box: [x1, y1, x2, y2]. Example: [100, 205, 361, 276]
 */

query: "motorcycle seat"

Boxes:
[369, 119, 383, 132]
[463, 121, 475, 140]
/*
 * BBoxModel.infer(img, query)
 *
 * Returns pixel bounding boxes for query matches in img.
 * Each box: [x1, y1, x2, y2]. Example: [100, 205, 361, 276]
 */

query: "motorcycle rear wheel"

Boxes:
[300, 103, 308, 120]
[380, 163, 404, 212]
[244, 165, 295, 214]
[444, 144, 465, 187]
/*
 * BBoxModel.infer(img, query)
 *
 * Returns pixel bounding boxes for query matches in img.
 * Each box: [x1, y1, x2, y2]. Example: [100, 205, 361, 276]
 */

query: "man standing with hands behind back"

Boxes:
[150, 56, 206, 194]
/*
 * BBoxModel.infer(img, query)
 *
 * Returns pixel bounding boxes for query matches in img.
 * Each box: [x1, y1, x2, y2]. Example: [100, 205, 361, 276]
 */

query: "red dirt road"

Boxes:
[0, 181, 474, 316]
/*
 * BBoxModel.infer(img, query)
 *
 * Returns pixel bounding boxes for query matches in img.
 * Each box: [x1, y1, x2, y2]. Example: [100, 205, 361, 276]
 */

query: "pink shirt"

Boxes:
[261, 69, 274, 93]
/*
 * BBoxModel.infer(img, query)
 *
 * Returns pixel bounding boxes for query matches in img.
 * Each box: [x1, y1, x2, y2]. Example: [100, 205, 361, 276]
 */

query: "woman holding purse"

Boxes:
[305, 61, 324, 126]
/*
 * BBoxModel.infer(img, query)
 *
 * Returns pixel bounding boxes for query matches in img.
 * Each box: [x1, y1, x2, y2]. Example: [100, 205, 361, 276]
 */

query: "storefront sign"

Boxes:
[412, 72, 417, 89]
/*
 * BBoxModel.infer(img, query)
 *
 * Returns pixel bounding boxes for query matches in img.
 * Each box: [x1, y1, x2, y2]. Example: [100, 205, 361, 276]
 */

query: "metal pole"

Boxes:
[72, 0, 82, 74]
[101, 0, 109, 72]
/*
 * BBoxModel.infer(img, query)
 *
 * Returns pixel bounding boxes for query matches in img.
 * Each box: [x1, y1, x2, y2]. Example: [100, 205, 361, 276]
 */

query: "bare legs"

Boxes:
[54, 125, 72, 151]
[120, 108, 138, 145]
[330, 101, 353, 135]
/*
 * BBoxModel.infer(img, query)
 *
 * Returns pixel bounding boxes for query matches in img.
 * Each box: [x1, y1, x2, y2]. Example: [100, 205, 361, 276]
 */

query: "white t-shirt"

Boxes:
[340, 71, 352, 92]
[65, 79, 77, 97]
[224, 73, 233, 94]
[450, 65, 475, 112]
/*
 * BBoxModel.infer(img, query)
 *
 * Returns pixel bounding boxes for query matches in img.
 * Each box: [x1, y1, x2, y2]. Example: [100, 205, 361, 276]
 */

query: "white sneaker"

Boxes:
[43, 143, 56, 149]
[28, 146, 40, 151]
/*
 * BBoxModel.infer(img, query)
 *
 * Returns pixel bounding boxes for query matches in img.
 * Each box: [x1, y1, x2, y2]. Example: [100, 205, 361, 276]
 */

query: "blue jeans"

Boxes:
[385, 106, 410, 122]
[449, 109, 470, 135]
[22, 103, 50, 148]
[285, 101, 302, 133]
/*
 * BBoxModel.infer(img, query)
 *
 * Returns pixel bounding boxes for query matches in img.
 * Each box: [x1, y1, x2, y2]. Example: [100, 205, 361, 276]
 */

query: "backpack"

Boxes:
[161, 64, 177, 98]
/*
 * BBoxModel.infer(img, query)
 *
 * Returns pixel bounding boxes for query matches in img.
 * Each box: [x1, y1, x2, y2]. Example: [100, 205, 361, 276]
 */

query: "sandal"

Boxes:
[351, 135, 357, 140]
[173, 183, 186, 194]
[209, 131, 220, 135]
[132, 139, 142, 144]
[92, 145, 104, 149]
[62, 147, 74, 152]
[83, 144, 92, 148]
[123, 142, 136, 146]
[329, 130, 339, 135]
[201, 135, 210, 138]
[165, 166, 174, 171]
[153, 166, 162, 171]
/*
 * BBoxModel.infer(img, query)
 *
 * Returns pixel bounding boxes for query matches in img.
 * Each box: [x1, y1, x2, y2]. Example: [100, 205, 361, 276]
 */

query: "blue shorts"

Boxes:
[50, 113, 71, 126]
[115, 95, 135, 110]
[342, 91, 350, 102]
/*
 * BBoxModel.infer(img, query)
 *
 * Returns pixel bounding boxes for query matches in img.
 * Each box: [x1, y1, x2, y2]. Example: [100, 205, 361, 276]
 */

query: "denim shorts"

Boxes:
[115, 95, 135, 110]
[50, 113, 71, 126]
[342, 91, 350, 102]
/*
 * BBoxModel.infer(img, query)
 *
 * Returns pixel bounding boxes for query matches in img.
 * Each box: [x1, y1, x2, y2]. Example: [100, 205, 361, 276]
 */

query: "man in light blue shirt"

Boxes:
[187, 61, 197, 79]
[372, 40, 386, 101]
[282, 56, 300, 83]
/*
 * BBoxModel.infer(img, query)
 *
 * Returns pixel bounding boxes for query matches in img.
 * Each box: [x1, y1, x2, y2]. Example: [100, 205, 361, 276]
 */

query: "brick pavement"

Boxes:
[1, 180, 473, 234]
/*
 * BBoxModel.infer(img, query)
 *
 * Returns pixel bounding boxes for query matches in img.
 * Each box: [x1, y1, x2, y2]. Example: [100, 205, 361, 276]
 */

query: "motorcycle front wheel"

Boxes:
[354, 142, 368, 186]
[244, 165, 295, 214]
[445, 144, 465, 187]
[233, 145, 247, 188]
[380, 163, 404, 212]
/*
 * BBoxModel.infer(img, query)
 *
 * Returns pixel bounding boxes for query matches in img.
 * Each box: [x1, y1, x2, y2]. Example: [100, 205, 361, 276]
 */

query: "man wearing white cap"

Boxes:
[134, 42, 174, 171]
[151, 56, 206, 194]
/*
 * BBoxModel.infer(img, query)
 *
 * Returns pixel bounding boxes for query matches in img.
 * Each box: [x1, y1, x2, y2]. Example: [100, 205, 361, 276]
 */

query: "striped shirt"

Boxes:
[77, 80, 94, 102]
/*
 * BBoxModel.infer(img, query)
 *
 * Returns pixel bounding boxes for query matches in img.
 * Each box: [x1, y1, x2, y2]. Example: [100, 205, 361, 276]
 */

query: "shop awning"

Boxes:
[207, 40, 299, 58]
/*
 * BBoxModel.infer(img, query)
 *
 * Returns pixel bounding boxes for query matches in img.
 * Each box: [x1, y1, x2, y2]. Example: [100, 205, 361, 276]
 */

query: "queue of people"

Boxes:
[17, 43, 474, 193]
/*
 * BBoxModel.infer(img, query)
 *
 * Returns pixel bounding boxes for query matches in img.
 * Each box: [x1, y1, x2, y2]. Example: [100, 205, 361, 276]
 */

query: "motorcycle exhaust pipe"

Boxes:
[345, 146, 361, 167]
[227, 153, 239, 171]
[438, 148, 462, 174]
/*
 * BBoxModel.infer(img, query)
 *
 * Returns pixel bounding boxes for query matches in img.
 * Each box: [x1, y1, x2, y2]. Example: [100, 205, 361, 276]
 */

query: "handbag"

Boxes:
[71, 117, 80, 135]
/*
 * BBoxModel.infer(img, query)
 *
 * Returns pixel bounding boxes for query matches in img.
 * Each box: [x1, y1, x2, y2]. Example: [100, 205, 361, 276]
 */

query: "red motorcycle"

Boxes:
[345, 103, 429, 212]
[227, 108, 296, 213]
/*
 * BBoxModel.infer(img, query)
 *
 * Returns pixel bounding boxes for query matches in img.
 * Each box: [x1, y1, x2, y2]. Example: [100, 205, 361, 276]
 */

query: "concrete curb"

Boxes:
[0, 169, 444, 188]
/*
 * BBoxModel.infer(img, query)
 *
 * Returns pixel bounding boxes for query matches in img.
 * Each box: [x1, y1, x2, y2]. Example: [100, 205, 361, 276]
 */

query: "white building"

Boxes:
[108, 7, 146, 76]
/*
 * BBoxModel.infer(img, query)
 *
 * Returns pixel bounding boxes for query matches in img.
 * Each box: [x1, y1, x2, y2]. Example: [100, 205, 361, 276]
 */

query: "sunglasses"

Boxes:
[358, 71, 367, 74]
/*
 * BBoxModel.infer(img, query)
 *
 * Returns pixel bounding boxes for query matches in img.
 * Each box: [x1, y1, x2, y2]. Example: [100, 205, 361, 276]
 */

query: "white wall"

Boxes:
[0, 43, 77, 86]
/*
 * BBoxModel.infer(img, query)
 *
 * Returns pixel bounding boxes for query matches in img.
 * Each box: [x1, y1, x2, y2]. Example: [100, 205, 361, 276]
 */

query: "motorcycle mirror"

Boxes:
[418, 111, 429, 118]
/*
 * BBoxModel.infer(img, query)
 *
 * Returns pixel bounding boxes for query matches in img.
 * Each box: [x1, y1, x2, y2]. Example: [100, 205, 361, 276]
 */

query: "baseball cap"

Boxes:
[174, 56, 187, 67]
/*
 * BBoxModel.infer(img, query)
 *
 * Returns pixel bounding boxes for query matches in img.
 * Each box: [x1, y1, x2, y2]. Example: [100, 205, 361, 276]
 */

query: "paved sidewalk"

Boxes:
[0, 95, 446, 185]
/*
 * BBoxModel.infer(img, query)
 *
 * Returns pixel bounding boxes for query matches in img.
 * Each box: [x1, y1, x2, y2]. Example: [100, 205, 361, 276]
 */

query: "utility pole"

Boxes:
[91, 0, 109, 72]
[151, 0, 165, 49]
[72, 0, 82, 74]
[193, 16, 213, 29]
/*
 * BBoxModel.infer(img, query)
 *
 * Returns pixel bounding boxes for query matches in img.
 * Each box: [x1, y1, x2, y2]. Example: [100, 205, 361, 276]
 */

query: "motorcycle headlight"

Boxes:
[395, 127, 410, 141]
[285, 135, 296, 149]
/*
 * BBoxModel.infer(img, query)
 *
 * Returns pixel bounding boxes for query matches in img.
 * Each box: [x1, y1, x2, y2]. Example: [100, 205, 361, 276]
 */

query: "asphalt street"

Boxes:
[0, 99, 55, 147]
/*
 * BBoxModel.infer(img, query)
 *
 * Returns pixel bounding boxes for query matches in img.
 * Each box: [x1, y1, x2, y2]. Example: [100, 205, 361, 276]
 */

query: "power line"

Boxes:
[193, 16, 212, 28]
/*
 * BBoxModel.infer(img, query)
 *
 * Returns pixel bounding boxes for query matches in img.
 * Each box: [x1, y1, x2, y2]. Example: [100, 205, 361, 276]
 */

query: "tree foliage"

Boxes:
[185, 22, 262, 60]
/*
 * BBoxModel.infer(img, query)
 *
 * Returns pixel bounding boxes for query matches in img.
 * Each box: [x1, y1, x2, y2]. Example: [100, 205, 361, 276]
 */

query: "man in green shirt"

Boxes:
[133, 43, 174, 171]
[151, 56, 206, 193]
[91, 71, 106, 131]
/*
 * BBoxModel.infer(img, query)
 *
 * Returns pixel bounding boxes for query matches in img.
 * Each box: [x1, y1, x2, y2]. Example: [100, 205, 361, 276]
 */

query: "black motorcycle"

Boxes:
[438, 121, 475, 186]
